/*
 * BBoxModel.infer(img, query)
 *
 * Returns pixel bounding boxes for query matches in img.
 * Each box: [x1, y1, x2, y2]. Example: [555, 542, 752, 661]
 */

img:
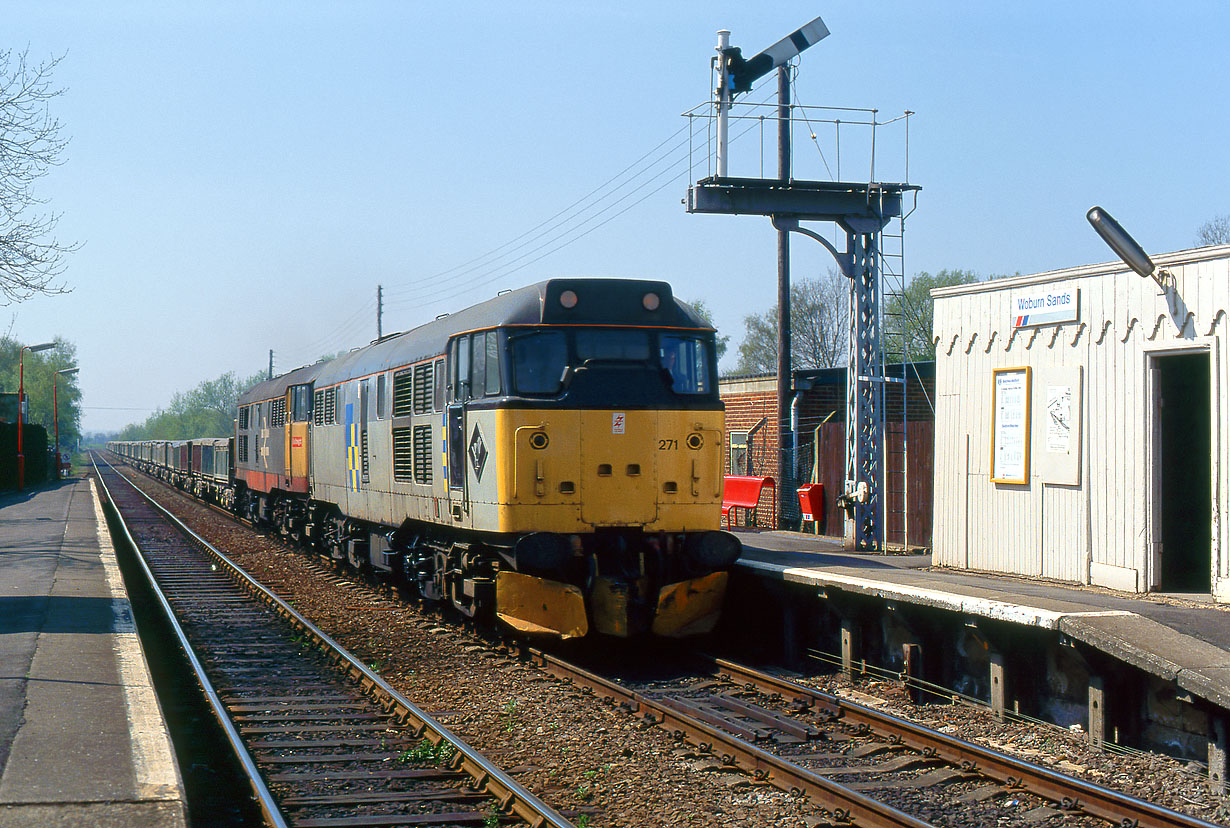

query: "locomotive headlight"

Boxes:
[560, 289, 578, 309]
[642, 292, 660, 311]
[686, 432, 704, 450]
[528, 431, 549, 450]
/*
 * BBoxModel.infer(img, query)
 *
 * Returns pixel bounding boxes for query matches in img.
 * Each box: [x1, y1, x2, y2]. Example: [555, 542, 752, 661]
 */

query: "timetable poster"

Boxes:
[992, 367, 1031, 483]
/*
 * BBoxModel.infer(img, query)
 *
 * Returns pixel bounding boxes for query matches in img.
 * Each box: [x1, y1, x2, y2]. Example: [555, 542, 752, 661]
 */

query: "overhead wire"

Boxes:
[381, 118, 704, 305]
[278, 296, 377, 370]
[382, 123, 696, 298]
[383, 78, 783, 316]
[382, 129, 699, 310]
[284, 76, 781, 364]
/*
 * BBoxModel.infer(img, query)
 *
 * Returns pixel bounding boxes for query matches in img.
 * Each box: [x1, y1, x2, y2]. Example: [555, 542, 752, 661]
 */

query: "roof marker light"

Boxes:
[560, 290, 578, 309]
[642, 292, 660, 311]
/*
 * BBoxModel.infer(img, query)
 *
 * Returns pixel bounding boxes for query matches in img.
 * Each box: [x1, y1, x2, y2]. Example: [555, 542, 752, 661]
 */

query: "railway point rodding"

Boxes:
[0, 476, 187, 828]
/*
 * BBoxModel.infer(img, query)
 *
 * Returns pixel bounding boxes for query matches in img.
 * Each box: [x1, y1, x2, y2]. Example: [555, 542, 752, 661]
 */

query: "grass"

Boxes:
[397, 737, 457, 766]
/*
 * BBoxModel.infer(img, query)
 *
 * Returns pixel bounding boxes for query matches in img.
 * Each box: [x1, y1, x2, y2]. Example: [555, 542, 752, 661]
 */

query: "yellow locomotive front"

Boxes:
[443, 281, 740, 639]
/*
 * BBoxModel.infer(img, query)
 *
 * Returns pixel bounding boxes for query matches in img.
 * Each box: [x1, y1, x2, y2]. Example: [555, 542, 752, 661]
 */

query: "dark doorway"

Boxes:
[1156, 352, 1211, 592]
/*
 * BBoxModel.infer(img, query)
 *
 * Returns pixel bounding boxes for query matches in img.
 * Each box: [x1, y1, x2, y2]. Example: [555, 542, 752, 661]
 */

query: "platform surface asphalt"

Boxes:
[736, 528, 1230, 710]
[0, 477, 187, 828]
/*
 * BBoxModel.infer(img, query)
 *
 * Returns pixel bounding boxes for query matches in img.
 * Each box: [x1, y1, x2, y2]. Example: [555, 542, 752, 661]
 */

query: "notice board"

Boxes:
[991, 367, 1031, 484]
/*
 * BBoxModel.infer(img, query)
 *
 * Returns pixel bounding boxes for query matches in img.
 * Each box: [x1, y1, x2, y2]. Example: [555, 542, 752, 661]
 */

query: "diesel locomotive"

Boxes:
[111, 278, 740, 639]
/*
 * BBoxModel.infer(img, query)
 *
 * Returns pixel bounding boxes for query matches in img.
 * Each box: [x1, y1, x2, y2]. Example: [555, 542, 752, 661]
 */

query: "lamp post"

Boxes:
[53, 367, 79, 480]
[17, 341, 56, 490]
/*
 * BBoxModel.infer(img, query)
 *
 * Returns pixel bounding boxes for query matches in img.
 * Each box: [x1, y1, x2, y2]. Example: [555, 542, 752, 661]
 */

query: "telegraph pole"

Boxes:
[268, 349, 274, 381]
[776, 64, 792, 528]
[377, 284, 384, 340]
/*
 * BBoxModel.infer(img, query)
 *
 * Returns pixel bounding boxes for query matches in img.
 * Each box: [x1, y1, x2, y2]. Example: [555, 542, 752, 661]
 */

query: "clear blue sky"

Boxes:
[8, 2, 1229, 433]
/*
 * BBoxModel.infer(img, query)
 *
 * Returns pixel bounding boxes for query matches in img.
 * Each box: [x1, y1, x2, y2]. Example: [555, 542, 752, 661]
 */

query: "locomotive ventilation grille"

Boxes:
[412, 424, 432, 484]
[392, 368, 414, 417]
[392, 427, 413, 482]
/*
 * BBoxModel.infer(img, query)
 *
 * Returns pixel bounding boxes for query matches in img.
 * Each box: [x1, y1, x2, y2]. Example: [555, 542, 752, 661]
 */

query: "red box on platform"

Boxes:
[797, 484, 824, 524]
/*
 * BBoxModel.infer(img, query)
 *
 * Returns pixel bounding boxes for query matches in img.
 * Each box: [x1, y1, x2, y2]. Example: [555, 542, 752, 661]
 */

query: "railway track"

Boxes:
[93, 454, 573, 828]
[528, 649, 1223, 828]
[103, 453, 1224, 827]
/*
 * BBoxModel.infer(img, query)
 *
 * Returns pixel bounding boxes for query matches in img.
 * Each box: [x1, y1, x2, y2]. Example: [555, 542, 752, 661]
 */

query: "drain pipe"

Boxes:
[790, 394, 802, 485]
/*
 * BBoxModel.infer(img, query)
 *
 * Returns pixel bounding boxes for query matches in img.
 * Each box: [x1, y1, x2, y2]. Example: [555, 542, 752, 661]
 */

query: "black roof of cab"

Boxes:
[309, 279, 712, 391]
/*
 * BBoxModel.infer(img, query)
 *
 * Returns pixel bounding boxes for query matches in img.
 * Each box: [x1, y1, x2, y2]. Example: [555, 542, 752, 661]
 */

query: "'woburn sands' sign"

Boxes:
[1012, 287, 1079, 328]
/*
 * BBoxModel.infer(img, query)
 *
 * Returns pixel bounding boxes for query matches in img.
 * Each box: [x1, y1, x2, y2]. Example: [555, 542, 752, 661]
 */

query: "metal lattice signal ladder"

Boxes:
[878, 211, 910, 548]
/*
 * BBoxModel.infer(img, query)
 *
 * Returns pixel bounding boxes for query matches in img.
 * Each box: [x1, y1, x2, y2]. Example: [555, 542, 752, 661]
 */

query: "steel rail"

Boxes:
[526, 648, 932, 828]
[95, 455, 574, 828]
[703, 655, 1223, 828]
[93, 455, 290, 828]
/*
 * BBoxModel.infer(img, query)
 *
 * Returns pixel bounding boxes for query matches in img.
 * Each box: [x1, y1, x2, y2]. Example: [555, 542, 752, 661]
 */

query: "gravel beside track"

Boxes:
[796, 677, 1230, 826]
[122, 472, 1230, 827]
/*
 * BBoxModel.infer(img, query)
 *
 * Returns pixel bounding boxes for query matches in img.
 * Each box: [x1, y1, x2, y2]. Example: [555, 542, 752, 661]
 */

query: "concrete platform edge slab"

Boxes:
[88, 478, 185, 810]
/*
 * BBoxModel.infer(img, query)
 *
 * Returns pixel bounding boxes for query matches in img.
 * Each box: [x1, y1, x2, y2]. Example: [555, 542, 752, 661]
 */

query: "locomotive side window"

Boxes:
[452, 336, 472, 401]
[376, 374, 387, 419]
[512, 330, 567, 395]
[484, 331, 501, 396]
[291, 385, 311, 421]
[433, 359, 445, 411]
[469, 333, 486, 398]
[659, 334, 711, 395]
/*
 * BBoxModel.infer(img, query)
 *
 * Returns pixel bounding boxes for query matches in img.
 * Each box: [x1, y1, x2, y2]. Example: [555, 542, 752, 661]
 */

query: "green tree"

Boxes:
[886, 269, 984, 362]
[116, 369, 266, 440]
[0, 336, 81, 450]
[734, 270, 848, 374]
[0, 49, 75, 303]
[684, 298, 729, 361]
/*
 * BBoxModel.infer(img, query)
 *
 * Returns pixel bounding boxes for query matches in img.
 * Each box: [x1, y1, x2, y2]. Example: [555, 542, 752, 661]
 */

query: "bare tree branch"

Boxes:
[0, 47, 75, 304]
[1197, 215, 1230, 247]
[734, 270, 850, 375]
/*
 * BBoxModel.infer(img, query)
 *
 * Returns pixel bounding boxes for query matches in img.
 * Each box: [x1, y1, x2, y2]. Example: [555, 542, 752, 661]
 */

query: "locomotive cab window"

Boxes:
[433, 358, 445, 411]
[451, 331, 502, 400]
[659, 335, 711, 395]
[290, 384, 312, 421]
[484, 331, 501, 396]
[511, 330, 568, 395]
[577, 329, 650, 362]
[451, 336, 471, 401]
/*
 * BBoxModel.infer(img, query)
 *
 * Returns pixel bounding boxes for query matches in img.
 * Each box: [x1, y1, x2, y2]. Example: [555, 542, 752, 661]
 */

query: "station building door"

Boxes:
[1151, 351, 1212, 592]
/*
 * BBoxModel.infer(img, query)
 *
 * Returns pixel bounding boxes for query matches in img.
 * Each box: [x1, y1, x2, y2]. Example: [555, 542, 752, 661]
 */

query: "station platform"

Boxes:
[736, 529, 1230, 712]
[0, 477, 187, 827]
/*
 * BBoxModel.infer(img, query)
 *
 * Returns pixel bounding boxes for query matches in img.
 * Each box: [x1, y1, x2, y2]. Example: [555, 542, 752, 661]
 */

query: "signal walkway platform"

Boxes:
[735, 529, 1230, 713]
[0, 477, 186, 827]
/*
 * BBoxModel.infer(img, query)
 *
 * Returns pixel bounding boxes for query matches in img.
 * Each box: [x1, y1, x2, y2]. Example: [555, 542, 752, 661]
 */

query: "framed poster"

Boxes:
[991, 366, 1031, 484]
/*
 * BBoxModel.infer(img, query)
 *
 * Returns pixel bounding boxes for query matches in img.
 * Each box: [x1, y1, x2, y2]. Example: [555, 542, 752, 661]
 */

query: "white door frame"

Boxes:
[1144, 340, 1217, 592]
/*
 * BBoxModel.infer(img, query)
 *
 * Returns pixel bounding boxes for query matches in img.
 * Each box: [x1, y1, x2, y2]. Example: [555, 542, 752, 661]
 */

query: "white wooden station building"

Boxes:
[931, 244, 1230, 602]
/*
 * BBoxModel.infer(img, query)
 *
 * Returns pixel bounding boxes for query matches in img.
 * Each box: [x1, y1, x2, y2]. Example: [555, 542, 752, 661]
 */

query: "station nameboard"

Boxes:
[1012, 287, 1078, 328]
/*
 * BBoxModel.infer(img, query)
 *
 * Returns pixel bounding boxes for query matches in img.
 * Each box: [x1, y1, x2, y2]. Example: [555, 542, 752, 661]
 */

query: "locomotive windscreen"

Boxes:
[508, 327, 716, 406]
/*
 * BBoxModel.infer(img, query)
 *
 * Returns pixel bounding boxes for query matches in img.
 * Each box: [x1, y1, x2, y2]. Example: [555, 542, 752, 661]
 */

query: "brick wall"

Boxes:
[718, 364, 935, 545]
